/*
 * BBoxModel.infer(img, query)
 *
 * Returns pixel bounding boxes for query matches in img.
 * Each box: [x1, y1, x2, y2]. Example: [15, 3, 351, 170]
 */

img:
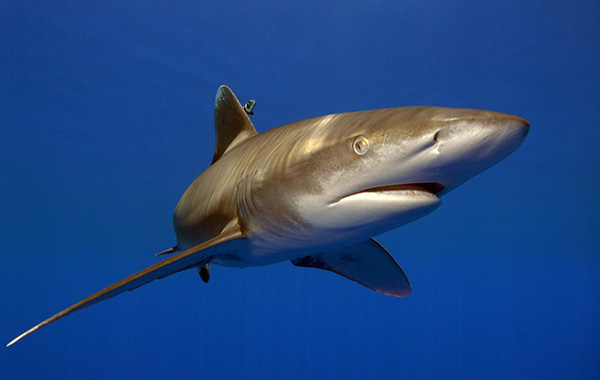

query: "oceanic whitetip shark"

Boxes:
[7, 85, 529, 346]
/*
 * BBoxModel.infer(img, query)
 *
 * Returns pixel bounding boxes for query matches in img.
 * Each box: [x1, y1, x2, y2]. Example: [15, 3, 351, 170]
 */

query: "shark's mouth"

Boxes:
[343, 182, 445, 200]
[361, 182, 445, 195]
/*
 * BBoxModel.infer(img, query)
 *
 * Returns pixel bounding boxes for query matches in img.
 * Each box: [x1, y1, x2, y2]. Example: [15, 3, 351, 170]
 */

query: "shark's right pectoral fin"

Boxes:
[7, 225, 245, 347]
[291, 239, 412, 297]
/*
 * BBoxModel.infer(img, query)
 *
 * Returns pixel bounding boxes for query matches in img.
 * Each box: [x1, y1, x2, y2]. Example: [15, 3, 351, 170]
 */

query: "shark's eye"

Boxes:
[353, 136, 370, 155]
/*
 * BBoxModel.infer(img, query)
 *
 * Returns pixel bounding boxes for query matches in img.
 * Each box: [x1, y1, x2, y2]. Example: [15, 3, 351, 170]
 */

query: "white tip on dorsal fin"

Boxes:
[212, 85, 258, 164]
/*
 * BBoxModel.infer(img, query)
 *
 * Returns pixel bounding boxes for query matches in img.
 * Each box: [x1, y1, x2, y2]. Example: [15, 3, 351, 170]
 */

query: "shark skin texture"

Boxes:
[7, 85, 529, 346]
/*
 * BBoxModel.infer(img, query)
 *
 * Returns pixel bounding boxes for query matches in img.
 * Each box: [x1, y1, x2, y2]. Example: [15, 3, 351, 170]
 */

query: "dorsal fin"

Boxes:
[212, 85, 258, 164]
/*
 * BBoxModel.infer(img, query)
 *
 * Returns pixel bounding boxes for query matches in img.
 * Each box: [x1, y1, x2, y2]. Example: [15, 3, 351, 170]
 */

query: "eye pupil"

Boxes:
[353, 136, 369, 155]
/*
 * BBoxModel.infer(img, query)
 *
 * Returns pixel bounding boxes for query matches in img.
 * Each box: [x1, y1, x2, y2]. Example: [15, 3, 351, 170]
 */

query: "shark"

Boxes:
[7, 85, 529, 346]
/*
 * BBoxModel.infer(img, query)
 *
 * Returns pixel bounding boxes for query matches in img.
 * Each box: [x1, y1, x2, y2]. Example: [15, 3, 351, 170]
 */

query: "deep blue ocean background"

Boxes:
[2, 1, 599, 379]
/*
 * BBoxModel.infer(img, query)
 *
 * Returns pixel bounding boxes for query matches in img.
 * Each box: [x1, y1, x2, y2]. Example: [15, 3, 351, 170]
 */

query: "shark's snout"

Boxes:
[436, 113, 528, 147]
[429, 112, 529, 195]
[485, 114, 529, 145]
[509, 116, 530, 142]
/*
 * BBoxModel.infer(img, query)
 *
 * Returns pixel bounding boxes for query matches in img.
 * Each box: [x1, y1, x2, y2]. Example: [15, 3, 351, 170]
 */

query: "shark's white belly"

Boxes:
[211, 231, 330, 268]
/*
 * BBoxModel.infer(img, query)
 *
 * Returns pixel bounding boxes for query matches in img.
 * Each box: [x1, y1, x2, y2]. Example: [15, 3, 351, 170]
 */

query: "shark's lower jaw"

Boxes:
[339, 182, 445, 202]
[317, 181, 443, 248]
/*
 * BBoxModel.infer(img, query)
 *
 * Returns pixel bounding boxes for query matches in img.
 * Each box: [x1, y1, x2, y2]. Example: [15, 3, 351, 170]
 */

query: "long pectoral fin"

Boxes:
[7, 226, 245, 347]
[291, 239, 411, 297]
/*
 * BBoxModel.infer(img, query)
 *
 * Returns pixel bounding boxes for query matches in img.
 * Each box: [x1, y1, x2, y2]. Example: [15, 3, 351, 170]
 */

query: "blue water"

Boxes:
[1, 1, 598, 379]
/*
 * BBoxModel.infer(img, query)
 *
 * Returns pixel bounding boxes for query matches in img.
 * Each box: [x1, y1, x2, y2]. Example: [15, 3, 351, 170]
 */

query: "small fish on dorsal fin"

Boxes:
[291, 238, 412, 297]
[243, 99, 256, 115]
[212, 85, 258, 164]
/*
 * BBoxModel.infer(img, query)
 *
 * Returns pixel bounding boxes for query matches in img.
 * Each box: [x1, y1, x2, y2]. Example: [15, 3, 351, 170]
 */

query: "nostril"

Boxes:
[433, 131, 440, 143]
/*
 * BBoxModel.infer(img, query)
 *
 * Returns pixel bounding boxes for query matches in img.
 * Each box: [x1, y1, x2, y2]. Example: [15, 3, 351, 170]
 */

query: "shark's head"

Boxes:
[240, 106, 529, 253]
[339, 107, 530, 195]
